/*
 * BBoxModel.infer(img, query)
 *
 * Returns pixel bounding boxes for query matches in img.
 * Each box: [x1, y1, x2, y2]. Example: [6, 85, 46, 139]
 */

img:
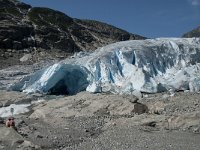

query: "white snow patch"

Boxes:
[0, 99, 45, 118]
[0, 104, 30, 118]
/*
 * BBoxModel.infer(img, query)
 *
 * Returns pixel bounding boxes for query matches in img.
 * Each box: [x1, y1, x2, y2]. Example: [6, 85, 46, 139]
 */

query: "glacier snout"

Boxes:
[11, 64, 90, 95]
[11, 38, 200, 95]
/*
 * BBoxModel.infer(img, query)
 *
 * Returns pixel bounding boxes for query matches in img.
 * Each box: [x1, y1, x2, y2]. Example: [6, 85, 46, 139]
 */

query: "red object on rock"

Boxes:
[6, 117, 15, 127]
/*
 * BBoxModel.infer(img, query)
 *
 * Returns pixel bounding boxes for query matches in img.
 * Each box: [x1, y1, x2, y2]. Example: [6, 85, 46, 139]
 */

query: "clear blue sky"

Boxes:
[21, 0, 200, 38]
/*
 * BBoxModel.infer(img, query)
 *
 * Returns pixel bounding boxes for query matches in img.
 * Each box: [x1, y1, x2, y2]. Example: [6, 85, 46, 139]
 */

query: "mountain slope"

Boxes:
[182, 26, 200, 38]
[0, 0, 145, 68]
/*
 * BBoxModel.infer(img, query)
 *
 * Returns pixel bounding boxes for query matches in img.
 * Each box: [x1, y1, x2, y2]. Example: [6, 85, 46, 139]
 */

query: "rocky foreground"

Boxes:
[0, 90, 200, 150]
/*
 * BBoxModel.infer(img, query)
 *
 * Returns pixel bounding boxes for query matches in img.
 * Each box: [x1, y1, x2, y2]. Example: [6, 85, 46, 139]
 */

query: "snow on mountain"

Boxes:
[10, 38, 200, 95]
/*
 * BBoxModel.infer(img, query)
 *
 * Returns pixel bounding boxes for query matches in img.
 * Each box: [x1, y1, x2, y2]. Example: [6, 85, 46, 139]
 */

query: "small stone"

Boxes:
[36, 135, 43, 138]
[129, 97, 139, 103]
[23, 49, 30, 53]
[90, 132, 95, 136]
[15, 140, 24, 144]
[35, 145, 40, 149]
[23, 133, 28, 137]
[193, 127, 199, 133]
[30, 126, 37, 131]
[13, 41, 22, 50]
[7, 49, 12, 52]
[0, 102, 3, 108]
[112, 122, 116, 126]
[8, 53, 13, 57]
[143, 121, 156, 127]
[20, 54, 32, 62]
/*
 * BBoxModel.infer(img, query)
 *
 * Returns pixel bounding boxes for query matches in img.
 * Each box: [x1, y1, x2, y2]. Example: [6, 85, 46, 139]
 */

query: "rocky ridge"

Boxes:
[183, 26, 200, 38]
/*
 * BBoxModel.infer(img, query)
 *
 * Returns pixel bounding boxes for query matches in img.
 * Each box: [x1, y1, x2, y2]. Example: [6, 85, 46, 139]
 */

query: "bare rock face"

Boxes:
[182, 26, 200, 38]
[0, 0, 146, 69]
[0, 0, 33, 49]
[27, 8, 145, 51]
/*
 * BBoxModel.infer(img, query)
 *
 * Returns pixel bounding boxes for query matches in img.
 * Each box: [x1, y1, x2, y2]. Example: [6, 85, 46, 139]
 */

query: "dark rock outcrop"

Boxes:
[182, 26, 200, 38]
[0, 0, 33, 49]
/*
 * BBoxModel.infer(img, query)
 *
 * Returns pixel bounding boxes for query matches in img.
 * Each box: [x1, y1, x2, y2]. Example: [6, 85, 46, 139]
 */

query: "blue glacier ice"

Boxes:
[10, 38, 200, 95]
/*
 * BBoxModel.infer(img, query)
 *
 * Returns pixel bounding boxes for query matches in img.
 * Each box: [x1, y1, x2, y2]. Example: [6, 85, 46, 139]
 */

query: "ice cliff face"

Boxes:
[11, 38, 200, 95]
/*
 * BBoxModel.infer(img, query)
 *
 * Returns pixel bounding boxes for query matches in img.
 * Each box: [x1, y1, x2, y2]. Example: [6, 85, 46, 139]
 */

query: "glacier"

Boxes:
[10, 38, 200, 95]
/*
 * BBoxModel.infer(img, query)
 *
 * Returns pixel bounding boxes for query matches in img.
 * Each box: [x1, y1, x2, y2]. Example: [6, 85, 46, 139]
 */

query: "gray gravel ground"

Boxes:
[74, 126, 200, 150]
[0, 91, 200, 150]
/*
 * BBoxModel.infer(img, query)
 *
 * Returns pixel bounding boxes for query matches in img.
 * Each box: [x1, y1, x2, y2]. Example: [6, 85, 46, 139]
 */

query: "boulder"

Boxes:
[20, 54, 32, 62]
[13, 41, 22, 50]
